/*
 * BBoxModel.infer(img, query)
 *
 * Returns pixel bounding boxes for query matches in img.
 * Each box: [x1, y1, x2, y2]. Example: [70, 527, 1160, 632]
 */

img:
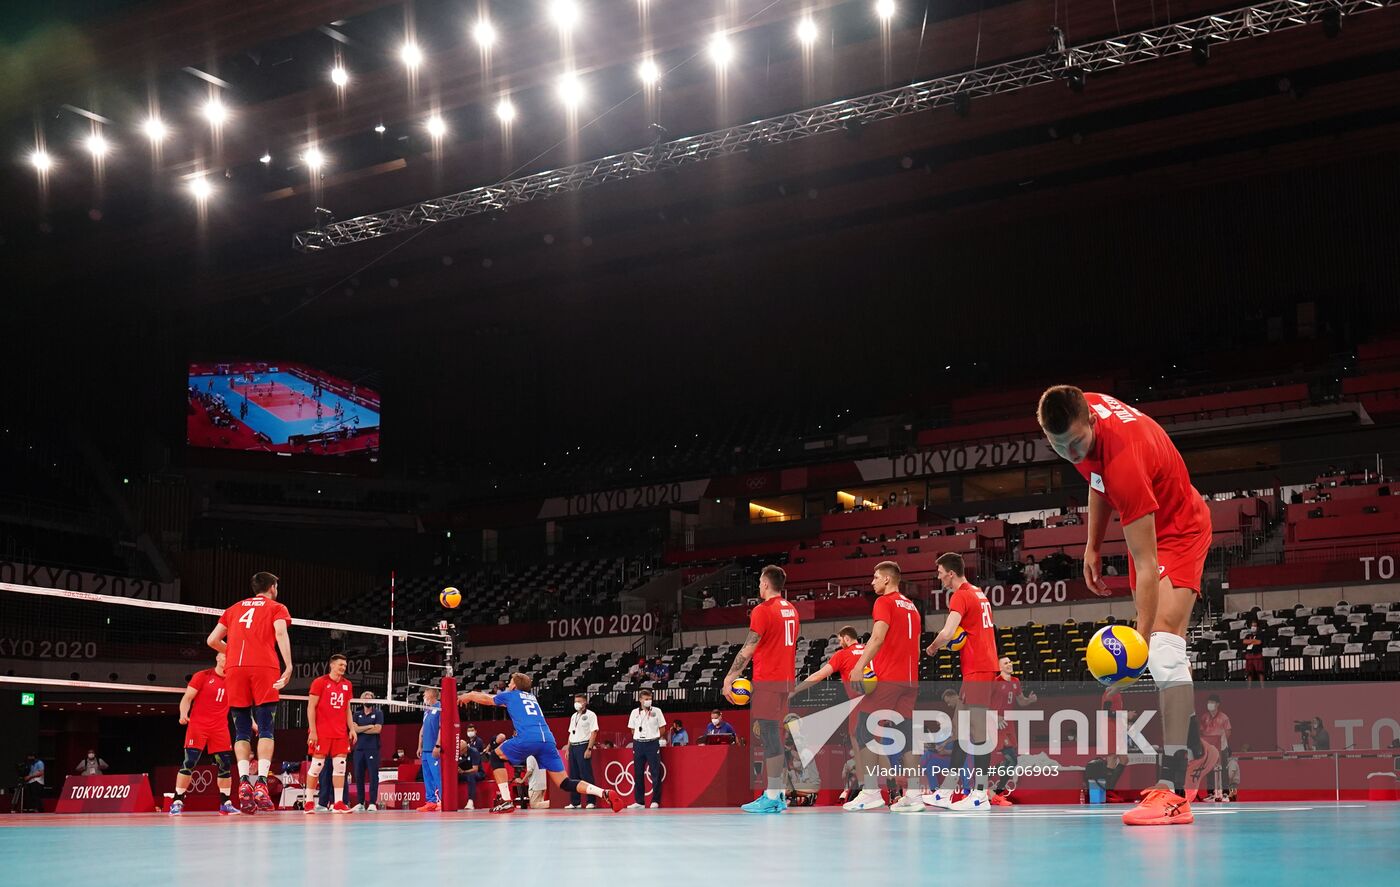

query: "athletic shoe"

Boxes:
[1184, 742, 1221, 803]
[741, 795, 778, 814]
[252, 780, 275, 811]
[565, 803, 579, 810]
[237, 781, 258, 815]
[605, 791, 627, 813]
[584, 803, 596, 809]
[988, 792, 1013, 807]
[168, 800, 184, 816]
[950, 790, 991, 812]
[627, 802, 644, 810]
[366, 804, 378, 812]
[1123, 787, 1193, 826]
[219, 801, 240, 815]
[842, 789, 886, 811]
[416, 801, 440, 812]
[649, 802, 660, 809]
[922, 790, 954, 810]
[890, 793, 925, 814]
[465, 801, 474, 810]
[351, 804, 364, 813]
[331, 802, 351, 814]
[304, 804, 317, 815]
[490, 799, 515, 815]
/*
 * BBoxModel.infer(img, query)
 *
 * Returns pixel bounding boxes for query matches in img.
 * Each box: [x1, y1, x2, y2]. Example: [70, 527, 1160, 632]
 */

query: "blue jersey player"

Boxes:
[458, 672, 627, 814]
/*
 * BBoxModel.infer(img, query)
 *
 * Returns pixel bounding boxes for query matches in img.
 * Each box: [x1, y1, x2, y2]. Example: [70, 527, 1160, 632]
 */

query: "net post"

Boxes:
[440, 674, 459, 811]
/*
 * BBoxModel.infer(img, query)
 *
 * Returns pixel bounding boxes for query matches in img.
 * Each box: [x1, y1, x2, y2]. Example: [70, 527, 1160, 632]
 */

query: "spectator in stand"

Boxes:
[456, 738, 483, 810]
[497, 611, 510, 625]
[701, 590, 717, 610]
[1023, 556, 1043, 583]
[705, 709, 737, 740]
[1309, 717, 1331, 751]
[351, 691, 384, 811]
[650, 660, 671, 682]
[628, 657, 648, 685]
[1102, 559, 1119, 577]
[74, 749, 108, 776]
[1242, 619, 1267, 685]
[1199, 694, 1232, 799]
[668, 720, 690, 747]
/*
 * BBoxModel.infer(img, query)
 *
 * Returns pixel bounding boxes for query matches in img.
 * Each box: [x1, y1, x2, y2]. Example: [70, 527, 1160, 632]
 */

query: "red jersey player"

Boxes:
[925, 552, 999, 811]
[206, 571, 293, 814]
[305, 654, 357, 814]
[791, 626, 866, 802]
[723, 564, 799, 814]
[1038, 386, 1218, 825]
[988, 655, 1038, 804]
[848, 561, 924, 813]
[170, 652, 237, 816]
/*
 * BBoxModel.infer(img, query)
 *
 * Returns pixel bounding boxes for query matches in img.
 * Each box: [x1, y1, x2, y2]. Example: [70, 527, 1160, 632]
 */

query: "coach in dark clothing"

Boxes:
[1310, 717, 1331, 751]
[351, 693, 385, 809]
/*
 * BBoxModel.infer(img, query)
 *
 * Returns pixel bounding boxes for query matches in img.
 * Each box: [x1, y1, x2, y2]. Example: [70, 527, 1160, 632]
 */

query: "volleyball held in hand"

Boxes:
[1086, 624, 1150, 686]
[439, 587, 462, 609]
[857, 664, 878, 695]
[727, 677, 753, 705]
[948, 626, 969, 652]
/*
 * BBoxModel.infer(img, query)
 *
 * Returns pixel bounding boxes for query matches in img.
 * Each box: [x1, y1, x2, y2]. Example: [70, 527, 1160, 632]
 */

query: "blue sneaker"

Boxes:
[219, 801, 240, 815]
[740, 795, 786, 814]
[169, 800, 184, 816]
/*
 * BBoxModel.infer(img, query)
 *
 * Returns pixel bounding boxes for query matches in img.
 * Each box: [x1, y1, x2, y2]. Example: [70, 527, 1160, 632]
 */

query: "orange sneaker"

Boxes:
[1122, 787, 1193, 826]
[988, 792, 1013, 807]
[416, 801, 440, 812]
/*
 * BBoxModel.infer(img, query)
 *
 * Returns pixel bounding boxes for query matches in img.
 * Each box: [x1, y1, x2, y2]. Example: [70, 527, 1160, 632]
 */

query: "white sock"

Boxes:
[258, 759, 271, 778]
[237, 759, 251, 779]
[498, 783, 512, 802]
[765, 789, 783, 800]
[584, 784, 603, 797]
[335, 783, 345, 803]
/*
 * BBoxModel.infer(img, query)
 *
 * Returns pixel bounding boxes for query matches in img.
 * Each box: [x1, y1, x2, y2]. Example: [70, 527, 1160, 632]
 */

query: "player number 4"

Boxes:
[237, 609, 255, 629]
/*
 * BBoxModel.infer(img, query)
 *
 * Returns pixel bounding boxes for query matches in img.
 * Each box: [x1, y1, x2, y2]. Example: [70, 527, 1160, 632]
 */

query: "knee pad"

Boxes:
[332, 757, 347, 777]
[215, 751, 233, 779]
[179, 747, 202, 775]
[1147, 632, 1191, 686]
[253, 702, 277, 738]
[560, 777, 580, 794]
[757, 718, 783, 758]
[307, 758, 326, 779]
[231, 707, 254, 744]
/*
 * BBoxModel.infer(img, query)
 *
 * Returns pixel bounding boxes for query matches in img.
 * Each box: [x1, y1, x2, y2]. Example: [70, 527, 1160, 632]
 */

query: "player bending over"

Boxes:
[304, 654, 357, 814]
[171, 652, 238, 815]
[457, 673, 627, 815]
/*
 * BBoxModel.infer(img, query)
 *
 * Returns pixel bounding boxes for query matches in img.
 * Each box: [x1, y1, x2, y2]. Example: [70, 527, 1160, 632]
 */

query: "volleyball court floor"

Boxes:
[3, 803, 1396, 886]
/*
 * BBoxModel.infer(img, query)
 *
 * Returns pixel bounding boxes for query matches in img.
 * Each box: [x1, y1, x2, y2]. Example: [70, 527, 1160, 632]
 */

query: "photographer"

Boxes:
[1308, 717, 1331, 751]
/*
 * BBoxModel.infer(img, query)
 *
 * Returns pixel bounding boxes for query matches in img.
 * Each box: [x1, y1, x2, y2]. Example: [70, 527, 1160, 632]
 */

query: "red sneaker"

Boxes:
[238, 781, 258, 815]
[1122, 787, 1194, 826]
[304, 804, 317, 815]
[988, 792, 1013, 807]
[490, 799, 515, 815]
[252, 780, 275, 812]
[605, 790, 627, 813]
[416, 802, 440, 812]
[331, 802, 351, 814]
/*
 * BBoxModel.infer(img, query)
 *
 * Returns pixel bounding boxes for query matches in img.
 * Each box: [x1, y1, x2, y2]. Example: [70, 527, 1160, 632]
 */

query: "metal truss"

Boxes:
[293, 0, 1394, 252]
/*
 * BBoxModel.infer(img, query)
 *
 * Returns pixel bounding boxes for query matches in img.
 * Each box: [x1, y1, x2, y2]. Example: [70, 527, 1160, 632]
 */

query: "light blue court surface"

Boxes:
[3, 804, 1398, 887]
[192, 372, 379, 444]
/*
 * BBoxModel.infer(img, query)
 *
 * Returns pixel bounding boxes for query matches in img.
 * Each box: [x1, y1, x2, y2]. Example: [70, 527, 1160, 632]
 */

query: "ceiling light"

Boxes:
[425, 114, 447, 138]
[638, 59, 660, 85]
[797, 17, 818, 45]
[495, 98, 516, 123]
[142, 117, 168, 142]
[330, 65, 349, 87]
[473, 19, 497, 48]
[203, 98, 227, 126]
[400, 41, 424, 69]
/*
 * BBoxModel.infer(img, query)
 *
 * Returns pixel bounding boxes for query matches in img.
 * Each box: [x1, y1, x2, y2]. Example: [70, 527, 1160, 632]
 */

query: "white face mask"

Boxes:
[574, 702, 584, 712]
[641, 699, 652, 708]
[1207, 703, 1219, 712]
[711, 717, 721, 725]
[467, 731, 476, 739]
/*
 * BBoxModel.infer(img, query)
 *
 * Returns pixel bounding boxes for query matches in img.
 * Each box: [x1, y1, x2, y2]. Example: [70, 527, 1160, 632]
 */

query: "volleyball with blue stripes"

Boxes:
[727, 677, 753, 705]
[857, 664, 878, 695]
[439, 587, 462, 609]
[1086, 625, 1149, 687]
[948, 627, 969, 652]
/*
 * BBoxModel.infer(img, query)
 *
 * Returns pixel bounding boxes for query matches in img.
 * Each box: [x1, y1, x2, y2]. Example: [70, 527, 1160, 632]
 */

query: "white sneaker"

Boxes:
[922, 790, 955, 809]
[627, 802, 644, 810]
[565, 804, 579, 809]
[842, 789, 886, 811]
[950, 790, 991, 812]
[366, 804, 377, 812]
[649, 802, 659, 809]
[465, 800, 474, 810]
[351, 804, 364, 813]
[890, 793, 925, 813]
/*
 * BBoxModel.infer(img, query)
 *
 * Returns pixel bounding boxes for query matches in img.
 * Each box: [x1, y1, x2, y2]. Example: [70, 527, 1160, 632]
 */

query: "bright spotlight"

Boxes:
[330, 65, 349, 87]
[495, 98, 516, 123]
[203, 98, 227, 126]
[30, 150, 52, 172]
[374, 123, 386, 134]
[473, 19, 497, 48]
[550, 1, 580, 32]
[259, 153, 272, 164]
[875, 0, 896, 21]
[142, 117, 168, 143]
[797, 17, 819, 46]
[638, 58, 660, 86]
[86, 133, 109, 158]
[709, 34, 734, 68]
[400, 41, 424, 69]
[189, 176, 212, 200]
[302, 147, 325, 171]
[557, 73, 584, 108]
[425, 114, 447, 138]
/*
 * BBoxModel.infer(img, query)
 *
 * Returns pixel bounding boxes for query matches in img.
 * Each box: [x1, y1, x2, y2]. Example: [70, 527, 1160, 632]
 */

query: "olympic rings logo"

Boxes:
[189, 769, 214, 793]
[1103, 636, 1124, 657]
[603, 760, 668, 796]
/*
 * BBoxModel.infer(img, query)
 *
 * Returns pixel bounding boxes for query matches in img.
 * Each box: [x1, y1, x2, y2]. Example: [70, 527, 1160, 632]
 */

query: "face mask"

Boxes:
[467, 731, 476, 739]
[711, 717, 721, 725]
[641, 699, 652, 708]
[574, 702, 584, 712]
[1207, 703, 1219, 712]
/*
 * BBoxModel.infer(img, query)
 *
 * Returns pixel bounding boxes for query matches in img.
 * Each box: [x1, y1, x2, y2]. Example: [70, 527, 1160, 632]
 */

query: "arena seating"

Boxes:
[1284, 483, 1399, 559]
[1021, 497, 1271, 562]
[1193, 601, 1400, 681]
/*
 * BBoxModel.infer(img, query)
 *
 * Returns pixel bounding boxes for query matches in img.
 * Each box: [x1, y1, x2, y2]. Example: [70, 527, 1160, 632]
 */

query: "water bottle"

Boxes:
[1079, 787, 1087, 804]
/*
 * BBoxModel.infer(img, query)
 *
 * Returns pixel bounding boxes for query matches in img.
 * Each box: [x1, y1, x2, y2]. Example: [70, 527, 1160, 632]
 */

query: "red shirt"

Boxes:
[1199, 709, 1232, 741]
[218, 595, 292, 669]
[1075, 392, 1211, 541]
[309, 675, 353, 738]
[186, 668, 229, 734]
[948, 581, 999, 676]
[749, 596, 799, 683]
[827, 643, 867, 697]
[992, 674, 1021, 713]
[871, 591, 921, 683]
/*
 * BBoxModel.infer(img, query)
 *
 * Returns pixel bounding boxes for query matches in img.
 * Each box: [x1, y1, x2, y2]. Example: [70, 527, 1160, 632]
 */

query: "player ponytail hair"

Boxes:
[511, 672, 534, 692]
[1037, 385, 1090, 435]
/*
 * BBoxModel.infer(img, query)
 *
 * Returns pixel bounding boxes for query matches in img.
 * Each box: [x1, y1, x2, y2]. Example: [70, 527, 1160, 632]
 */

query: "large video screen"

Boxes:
[188, 362, 380, 458]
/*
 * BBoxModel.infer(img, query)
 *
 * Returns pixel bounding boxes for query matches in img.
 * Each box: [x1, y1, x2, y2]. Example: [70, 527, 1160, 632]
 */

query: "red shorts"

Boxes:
[309, 736, 351, 759]
[749, 684, 792, 724]
[960, 673, 1000, 708]
[857, 681, 918, 746]
[185, 725, 232, 755]
[1245, 654, 1266, 677]
[225, 666, 280, 708]
[1129, 527, 1210, 594]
